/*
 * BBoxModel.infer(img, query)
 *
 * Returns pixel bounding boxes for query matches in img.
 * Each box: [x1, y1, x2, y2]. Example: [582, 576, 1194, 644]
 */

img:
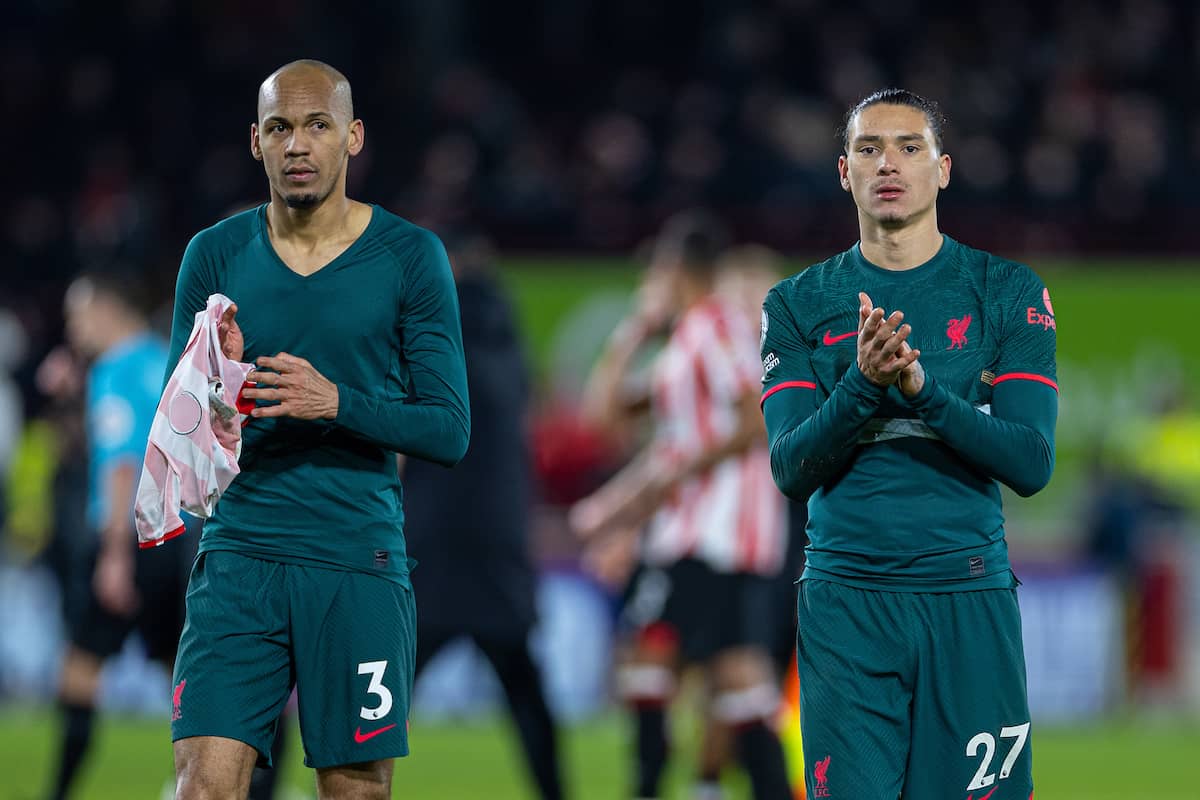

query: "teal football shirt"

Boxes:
[165, 204, 470, 586]
[760, 235, 1057, 591]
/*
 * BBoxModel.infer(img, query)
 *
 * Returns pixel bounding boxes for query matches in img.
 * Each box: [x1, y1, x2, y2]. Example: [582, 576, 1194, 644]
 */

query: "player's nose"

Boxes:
[285, 131, 311, 156]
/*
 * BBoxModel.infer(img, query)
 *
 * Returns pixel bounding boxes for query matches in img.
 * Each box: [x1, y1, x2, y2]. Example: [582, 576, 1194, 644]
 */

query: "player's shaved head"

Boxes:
[258, 59, 354, 122]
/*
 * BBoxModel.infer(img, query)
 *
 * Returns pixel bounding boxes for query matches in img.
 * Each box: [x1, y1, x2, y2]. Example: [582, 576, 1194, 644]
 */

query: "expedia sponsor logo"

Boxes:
[1026, 307, 1056, 330]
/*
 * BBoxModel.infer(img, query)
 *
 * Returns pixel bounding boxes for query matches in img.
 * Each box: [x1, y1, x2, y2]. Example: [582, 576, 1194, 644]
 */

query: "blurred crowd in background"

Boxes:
[1, 0, 1199, 762]
[3, 1, 1197, 340]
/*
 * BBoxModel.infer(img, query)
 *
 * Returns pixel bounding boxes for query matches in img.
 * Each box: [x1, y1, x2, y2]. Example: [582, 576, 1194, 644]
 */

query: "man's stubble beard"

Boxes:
[285, 192, 322, 209]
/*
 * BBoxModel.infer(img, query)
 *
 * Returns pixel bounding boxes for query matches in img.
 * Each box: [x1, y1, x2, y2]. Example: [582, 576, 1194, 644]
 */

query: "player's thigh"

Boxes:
[68, 543, 137, 663]
[174, 735, 258, 800]
[133, 534, 196, 665]
[905, 589, 1034, 800]
[657, 558, 742, 664]
[290, 567, 416, 769]
[795, 580, 914, 800]
[315, 759, 394, 800]
[172, 552, 294, 766]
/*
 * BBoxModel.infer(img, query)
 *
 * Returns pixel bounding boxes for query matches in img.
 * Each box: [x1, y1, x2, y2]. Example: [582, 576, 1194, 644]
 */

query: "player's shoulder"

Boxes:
[364, 205, 450, 266]
[948, 237, 1045, 288]
[765, 247, 855, 308]
[186, 205, 263, 257]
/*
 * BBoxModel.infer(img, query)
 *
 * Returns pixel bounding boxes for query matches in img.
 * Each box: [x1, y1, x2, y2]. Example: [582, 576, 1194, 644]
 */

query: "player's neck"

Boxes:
[857, 213, 943, 271]
[98, 319, 145, 355]
[678, 277, 714, 312]
[266, 193, 364, 247]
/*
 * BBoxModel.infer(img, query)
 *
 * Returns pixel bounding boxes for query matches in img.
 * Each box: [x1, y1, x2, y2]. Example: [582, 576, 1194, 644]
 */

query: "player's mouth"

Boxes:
[284, 166, 318, 183]
[875, 183, 905, 200]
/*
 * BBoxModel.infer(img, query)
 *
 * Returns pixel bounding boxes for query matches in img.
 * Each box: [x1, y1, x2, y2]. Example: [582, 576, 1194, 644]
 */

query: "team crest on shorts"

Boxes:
[172, 678, 186, 721]
[813, 754, 831, 796]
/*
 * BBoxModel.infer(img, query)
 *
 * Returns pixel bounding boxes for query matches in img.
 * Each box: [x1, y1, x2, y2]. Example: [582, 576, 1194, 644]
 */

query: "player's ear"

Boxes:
[347, 119, 365, 158]
[938, 152, 951, 189]
[250, 123, 263, 162]
[837, 154, 851, 193]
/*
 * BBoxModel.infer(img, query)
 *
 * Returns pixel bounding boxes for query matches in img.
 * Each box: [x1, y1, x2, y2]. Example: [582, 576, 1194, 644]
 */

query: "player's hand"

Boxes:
[569, 491, 621, 541]
[857, 292, 920, 387]
[35, 345, 83, 400]
[94, 545, 139, 616]
[897, 341, 926, 397]
[244, 352, 339, 420]
[217, 303, 245, 362]
[582, 526, 640, 588]
[631, 265, 676, 335]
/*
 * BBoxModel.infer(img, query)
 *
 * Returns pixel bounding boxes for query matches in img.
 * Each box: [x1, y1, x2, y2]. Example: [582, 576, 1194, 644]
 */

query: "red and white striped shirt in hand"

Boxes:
[134, 293, 253, 548]
[644, 296, 786, 576]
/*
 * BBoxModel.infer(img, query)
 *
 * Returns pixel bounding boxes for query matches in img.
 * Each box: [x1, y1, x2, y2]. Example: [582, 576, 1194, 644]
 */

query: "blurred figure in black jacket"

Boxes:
[402, 228, 565, 800]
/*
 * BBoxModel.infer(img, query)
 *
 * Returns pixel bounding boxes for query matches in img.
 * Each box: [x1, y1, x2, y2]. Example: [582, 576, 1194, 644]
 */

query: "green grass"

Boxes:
[2, 706, 1196, 799]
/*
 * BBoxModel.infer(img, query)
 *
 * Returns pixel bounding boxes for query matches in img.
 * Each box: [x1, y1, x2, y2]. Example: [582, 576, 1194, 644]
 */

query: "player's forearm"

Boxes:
[579, 319, 651, 435]
[764, 364, 886, 499]
[908, 374, 1057, 496]
[102, 463, 137, 550]
[677, 394, 766, 482]
[336, 385, 470, 466]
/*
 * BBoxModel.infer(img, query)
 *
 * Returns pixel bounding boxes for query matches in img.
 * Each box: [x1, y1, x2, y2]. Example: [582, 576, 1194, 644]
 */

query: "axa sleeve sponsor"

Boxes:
[759, 287, 817, 407]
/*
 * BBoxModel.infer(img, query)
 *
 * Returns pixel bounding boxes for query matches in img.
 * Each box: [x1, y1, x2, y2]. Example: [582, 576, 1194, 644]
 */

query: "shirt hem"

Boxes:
[800, 565, 1018, 593]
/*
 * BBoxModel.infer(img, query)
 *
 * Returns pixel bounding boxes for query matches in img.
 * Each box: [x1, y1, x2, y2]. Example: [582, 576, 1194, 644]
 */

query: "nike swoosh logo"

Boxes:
[823, 330, 857, 346]
[354, 723, 398, 743]
[966, 787, 998, 800]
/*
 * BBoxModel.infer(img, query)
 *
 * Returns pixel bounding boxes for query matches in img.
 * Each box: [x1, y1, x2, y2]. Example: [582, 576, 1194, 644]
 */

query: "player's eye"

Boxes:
[858, 146, 877, 155]
[903, 145, 920, 154]
[270, 124, 287, 134]
[312, 120, 328, 130]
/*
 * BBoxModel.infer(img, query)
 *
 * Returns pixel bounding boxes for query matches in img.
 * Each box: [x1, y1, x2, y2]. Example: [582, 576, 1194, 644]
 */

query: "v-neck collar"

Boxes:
[257, 203, 379, 281]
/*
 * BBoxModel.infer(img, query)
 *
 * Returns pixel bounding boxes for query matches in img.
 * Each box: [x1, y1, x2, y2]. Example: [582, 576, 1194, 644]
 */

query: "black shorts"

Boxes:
[620, 558, 776, 663]
[69, 524, 199, 664]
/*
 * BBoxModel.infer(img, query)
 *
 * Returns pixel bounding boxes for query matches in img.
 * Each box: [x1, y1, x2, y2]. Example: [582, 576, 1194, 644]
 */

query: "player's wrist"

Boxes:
[100, 539, 132, 560]
[613, 318, 649, 349]
[846, 362, 889, 396]
[323, 383, 341, 419]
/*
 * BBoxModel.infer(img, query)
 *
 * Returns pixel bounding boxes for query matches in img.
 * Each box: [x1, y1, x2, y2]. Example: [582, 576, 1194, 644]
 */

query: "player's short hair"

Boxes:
[840, 88, 947, 153]
[655, 209, 731, 277]
[260, 59, 354, 121]
[68, 268, 148, 317]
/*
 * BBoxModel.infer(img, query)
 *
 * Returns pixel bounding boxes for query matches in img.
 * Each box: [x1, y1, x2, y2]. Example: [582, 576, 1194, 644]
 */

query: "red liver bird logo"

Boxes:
[814, 754, 831, 795]
[946, 314, 972, 349]
[172, 679, 186, 721]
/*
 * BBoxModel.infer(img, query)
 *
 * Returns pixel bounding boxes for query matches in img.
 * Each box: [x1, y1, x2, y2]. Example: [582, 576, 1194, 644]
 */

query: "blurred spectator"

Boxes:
[3, 1, 1197, 364]
[0, 310, 27, 533]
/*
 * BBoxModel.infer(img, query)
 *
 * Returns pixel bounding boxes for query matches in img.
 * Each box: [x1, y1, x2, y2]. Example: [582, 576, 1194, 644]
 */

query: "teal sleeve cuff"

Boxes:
[907, 371, 939, 407]
[842, 362, 889, 401]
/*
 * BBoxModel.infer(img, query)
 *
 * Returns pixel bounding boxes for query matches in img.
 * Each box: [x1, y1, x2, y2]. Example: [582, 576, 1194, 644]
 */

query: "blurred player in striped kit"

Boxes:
[572, 212, 792, 800]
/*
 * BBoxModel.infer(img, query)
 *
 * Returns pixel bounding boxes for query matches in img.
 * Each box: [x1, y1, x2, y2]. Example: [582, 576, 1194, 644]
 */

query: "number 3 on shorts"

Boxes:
[357, 660, 393, 721]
